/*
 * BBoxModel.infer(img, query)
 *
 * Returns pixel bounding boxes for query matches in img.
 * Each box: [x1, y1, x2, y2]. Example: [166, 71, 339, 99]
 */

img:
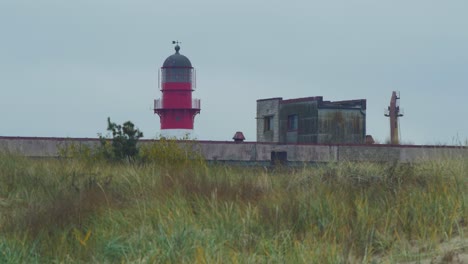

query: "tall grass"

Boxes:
[0, 149, 466, 263]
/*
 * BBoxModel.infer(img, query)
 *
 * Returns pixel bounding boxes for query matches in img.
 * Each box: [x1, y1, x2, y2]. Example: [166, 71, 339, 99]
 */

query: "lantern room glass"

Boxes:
[161, 68, 193, 83]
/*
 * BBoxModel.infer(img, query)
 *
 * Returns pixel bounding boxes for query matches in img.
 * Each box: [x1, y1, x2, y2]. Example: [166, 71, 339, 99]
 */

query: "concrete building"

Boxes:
[256, 96, 366, 144]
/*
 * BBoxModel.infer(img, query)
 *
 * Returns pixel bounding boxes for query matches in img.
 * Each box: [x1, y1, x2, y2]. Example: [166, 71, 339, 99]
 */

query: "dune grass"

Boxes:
[0, 149, 466, 263]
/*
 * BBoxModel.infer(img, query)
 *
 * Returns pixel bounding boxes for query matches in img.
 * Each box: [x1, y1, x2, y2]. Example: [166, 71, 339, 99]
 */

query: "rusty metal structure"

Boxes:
[384, 91, 404, 144]
[256, 96, 367, 144]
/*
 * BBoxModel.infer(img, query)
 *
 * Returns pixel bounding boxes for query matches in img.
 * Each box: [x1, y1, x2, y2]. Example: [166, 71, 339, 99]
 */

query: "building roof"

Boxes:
[280, 96, 324, 104]
[320, 99, 366, 110]
[256, 97, 283, 102]
[258, 96, 366, 110]
[162, 45, 192, 68]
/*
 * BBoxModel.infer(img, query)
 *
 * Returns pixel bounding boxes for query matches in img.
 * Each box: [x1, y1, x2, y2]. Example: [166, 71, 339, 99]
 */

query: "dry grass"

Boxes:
[0, 149, 466, 263]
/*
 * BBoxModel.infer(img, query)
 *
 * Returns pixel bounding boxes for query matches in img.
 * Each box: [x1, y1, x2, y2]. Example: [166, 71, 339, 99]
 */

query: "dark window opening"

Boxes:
[287, 114, 298, 131]
[264, 116, 273, 132]
[271, 151, 287, 166]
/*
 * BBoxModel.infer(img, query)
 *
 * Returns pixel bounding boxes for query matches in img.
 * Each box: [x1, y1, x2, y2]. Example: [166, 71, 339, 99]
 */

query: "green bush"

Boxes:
[99, 117, 143, 161]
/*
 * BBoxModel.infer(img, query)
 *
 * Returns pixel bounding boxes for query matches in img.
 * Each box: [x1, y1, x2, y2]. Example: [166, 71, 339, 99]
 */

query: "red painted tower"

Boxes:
[154, 42, 200, 138]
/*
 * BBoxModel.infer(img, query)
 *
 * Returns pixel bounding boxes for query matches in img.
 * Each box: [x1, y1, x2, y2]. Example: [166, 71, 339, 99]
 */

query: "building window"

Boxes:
[287, 114, 298, 131]
[264, 116, 273, 132]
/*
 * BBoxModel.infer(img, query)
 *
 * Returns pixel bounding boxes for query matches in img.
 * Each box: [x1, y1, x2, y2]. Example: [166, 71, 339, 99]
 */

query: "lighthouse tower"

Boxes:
[154, 42, 200, 138]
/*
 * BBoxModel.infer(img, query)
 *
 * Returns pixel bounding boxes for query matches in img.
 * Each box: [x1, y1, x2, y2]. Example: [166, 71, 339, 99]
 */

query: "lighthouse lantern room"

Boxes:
[154, 42, 200, 138]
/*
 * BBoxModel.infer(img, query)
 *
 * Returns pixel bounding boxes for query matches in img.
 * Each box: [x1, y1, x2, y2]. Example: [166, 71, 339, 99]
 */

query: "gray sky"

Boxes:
[1, 0, 467, 144]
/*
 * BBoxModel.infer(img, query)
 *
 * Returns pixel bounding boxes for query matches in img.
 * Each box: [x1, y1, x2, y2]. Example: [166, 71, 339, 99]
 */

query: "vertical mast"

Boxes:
[384, 91, 403, 144]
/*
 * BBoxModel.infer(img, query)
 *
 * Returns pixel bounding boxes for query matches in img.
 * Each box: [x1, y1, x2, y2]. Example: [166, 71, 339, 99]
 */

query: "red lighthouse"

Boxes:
[154, 42, 200, 138]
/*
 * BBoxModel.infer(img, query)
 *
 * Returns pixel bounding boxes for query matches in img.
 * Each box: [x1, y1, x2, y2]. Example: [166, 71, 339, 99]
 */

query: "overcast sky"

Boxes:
[1, 0, 467, 144]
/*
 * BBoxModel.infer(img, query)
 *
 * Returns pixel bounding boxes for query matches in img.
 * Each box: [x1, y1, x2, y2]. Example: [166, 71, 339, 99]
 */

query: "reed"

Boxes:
[0, 150, 466, 263]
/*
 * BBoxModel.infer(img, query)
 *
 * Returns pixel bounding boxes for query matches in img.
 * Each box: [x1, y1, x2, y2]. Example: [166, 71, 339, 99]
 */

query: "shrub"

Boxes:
[59, 118, 144, 163]
[99, 117, 143, 161]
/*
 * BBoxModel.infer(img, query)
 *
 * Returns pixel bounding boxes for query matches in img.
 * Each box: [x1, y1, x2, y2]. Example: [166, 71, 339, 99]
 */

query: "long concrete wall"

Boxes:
[0, 136, 467, 163]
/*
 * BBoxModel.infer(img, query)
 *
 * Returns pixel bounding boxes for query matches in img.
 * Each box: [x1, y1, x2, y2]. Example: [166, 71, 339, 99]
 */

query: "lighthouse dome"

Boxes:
[162, 45, 192, 68]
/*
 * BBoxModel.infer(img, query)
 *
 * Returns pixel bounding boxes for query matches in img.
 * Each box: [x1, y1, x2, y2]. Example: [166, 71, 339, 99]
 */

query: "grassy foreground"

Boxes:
[0, 152, 466, 263]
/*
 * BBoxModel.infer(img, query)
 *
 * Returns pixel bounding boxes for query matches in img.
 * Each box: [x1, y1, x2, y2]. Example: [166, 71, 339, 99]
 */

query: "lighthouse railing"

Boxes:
[192, 99, 201, 109]
[155, 98, 200, 110]
[154, 99, 162, 110]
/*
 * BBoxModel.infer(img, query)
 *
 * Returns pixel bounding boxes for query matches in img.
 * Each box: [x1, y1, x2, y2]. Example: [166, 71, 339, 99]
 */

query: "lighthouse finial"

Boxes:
[172, 40, 181, 53]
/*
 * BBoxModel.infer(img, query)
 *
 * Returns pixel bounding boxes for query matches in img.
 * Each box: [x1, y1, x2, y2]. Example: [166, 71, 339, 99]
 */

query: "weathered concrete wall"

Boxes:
[318, 109, 365, 144]
[0, 137, 101, 158]
[398, 147, 468, 163]
[256, 98, 281, 143]
[279, 100, 319, 144]
[338, 145, 401, 162]
[196, 142, 258, 161]
[0, 137, 466, 163]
